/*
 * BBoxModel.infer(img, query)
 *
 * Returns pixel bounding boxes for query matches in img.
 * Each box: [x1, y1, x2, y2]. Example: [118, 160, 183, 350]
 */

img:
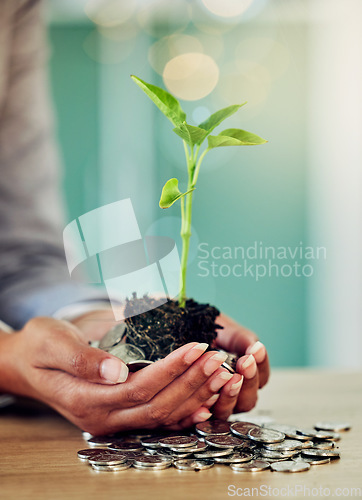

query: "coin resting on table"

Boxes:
[77, 418, 348, 474]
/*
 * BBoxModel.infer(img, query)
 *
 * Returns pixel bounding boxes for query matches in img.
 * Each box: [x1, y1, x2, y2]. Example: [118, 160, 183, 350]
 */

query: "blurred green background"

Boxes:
[47, 0, 362, 368]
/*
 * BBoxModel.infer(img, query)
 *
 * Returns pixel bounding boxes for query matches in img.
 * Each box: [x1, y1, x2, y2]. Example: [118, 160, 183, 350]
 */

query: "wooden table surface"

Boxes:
[1, 369, 361, 500]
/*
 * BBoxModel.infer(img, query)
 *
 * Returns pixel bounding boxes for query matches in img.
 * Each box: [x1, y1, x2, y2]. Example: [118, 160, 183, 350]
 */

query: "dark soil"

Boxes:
[124, 294, 222, 361]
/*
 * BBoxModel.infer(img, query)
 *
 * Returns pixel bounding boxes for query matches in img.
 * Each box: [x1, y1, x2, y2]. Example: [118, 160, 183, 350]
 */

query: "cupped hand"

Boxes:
[212, 313, 270, 417]
[1, 317, 236, 434]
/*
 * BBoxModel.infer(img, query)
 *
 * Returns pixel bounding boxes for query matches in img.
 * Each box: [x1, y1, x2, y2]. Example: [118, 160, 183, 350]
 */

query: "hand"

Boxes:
[210, 313, 270, 419]
[0, 318, 235, 434]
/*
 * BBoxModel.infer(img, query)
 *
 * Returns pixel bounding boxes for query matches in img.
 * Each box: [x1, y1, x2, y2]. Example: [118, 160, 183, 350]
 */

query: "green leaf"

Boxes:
[131, 75, 186, 127]
[208, 128, 267, 149]
[159, 178, 195, 209]
[198, 103, 247, 137]
[173, 122, 208, 147]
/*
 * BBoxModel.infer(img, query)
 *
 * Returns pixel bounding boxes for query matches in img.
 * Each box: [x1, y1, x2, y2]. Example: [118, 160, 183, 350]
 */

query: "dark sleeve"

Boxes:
[0, 0, 106, 329]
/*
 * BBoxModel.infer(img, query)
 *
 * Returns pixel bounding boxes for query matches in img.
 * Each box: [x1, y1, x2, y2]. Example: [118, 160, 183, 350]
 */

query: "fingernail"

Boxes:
[240, 354, 257, 379]
[100, 358, 129, 383]
[203, 352, 229, 376]
[193, 411, 212, 423]
[205, 394, 220, 407]
[246, 341, 266, 363]
[184, 343, 209, 364]
[209, 371, 233, 392]
[229, 376, 244, 397]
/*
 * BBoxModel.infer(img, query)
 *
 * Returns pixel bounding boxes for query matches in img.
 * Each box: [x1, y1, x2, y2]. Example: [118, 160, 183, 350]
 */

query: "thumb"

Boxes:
[28, 317, 129, 384]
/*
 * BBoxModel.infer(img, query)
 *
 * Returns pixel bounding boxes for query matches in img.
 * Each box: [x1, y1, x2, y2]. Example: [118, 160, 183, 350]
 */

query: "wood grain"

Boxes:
[1, 369, 361, 500]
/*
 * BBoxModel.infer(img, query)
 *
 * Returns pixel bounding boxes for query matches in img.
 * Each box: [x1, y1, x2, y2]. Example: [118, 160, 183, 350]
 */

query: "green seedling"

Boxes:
[131, 75, 267, 308]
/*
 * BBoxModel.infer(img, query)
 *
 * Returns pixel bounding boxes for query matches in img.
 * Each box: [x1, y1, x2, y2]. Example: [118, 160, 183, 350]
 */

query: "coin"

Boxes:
[87, 436, 115, 447]
[194, 448, 234, 459]
[260, 449, 299, 459]
[248, 427, 285, 444]
[133, 462, 171, 470]
[300, 440, 314, 449]
[88, 450, 128, 466]
[91, 461, 132, 472]
[109, 442, 144, 452]
[269, 424, 310, 441]
[134, 455, 172, 467]
[158, 436, 198, 449]
[77, 448, 108, 461]
[82, 432, 93, 441]
[297, 428, 335, 440]
[106, 343, 146, 364]
[214, 452, 254, 464]
[140, 436, 163, 448]
[295, 456, 331, 465]
[271, 460, 310, 473]
[314, 441, 335, 450]
[314, 421, 351, 432]
[178, 441, 208, 453]
[98, 323, 127, 350]
[230, 422, 259, 438]
[230, 460, 270, 472]
[264, 439, 302, 451]
[301, 449, 340, 459]
[174, 459, 214, 471]
[205, 435, 246, 449]
[195, 420, 231, 436]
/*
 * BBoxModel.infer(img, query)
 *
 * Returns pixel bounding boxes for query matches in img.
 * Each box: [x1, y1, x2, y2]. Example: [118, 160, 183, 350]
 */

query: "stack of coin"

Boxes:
[77, 419, 350, 473]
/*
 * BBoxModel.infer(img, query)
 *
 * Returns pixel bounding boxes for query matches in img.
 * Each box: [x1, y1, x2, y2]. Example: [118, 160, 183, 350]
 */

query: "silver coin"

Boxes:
[133, 462, 171, 470]
[106, 343, 146, 364]
[214, 452, 254, 464]
[300, 440, 315, 449]
[295, 456, 331, 465]
[98, 323, 127, 350]
[205, 435, 246, 449]
[174, 459, 214, 471]
[159, 436, 198, 448]
[194, 448, 234, 459]
[314, 421, 351, 432]
[264, 439, 302, 451]
[230, 459, 270, 472]
[178, 441, 208, 453]
[297, 428, 335, 440]
[248, 427, 285, 444]
[269, 424, 310, 441]
[82, 432, 93, 441]
[87, 436, 114, 447]
[109, 442, 143, 452]
[260, 449, 299, 459]
[230, 422, 259, 438]
[314, 441, 335, 450]
[127, 360, 154, 372]
[91, 461, 132, 472]
[271, 460, 310, 473]
[195, 420, 230, 436]
[140, 436, 163, 448]
[88, 450, 128, 465]
[301, 448, 340, 459]
[77, 448, 108, 461]
[134, 455, 172, 467]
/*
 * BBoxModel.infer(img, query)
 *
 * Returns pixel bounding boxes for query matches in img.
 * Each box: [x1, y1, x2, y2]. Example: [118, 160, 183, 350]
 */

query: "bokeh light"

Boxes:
[137, 0, 190, 38]
[163, 53, 219, 101]
[217, 60, 271, 115]
[148, 35, 204, 76]
[201, 0, 255, 18]
[84, 0, 136, 27]
[83, 30, 135, 64]
[235, 37, 290, 81]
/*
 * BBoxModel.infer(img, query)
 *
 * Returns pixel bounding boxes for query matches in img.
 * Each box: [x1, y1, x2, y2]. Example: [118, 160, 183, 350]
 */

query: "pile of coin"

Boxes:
[77, 418, 350, 473]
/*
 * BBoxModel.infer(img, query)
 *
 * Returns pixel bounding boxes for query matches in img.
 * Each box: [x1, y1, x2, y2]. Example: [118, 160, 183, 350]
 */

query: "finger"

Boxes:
[215, 314, 258, 354]
[164, 367, 234, 424]
[234, 354, 259, 412]
[212, 374, 244, 420]
[27, 317, 129, 384]
[172, 407, 213, 430]
[245, 341, 270, 388]
[117, 345, 226, 409]
[108, 350, 230, 428]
